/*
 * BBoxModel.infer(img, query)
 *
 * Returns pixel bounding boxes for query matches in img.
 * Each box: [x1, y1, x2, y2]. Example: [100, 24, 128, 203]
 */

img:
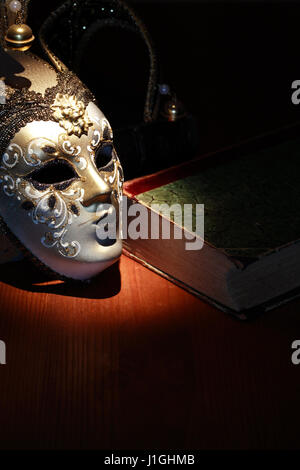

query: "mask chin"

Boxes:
[35, 249, 122, 281]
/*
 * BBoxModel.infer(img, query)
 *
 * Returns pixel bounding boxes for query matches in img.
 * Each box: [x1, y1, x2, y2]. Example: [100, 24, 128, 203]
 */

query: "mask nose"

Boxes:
[81, 166, 112, 207]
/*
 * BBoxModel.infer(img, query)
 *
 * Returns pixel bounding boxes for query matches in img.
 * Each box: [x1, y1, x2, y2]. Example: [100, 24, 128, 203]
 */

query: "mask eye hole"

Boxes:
[25, 159, 79, 190]
[95, 143, 114, 171]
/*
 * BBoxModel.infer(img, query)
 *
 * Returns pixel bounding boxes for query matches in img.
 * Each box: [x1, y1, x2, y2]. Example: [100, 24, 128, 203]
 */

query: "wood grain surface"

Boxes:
[0, 255, 299, 449]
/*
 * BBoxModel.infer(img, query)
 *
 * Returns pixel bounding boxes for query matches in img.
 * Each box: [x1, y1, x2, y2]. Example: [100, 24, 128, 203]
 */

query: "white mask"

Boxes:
[0, 50, 124, 280]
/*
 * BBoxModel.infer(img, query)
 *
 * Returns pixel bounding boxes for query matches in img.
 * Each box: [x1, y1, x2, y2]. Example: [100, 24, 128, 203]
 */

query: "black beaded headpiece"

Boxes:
[39, 0, 159, 123]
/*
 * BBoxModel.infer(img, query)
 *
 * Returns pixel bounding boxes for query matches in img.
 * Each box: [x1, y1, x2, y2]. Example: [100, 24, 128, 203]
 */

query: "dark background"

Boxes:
[29, 0, 300, 155]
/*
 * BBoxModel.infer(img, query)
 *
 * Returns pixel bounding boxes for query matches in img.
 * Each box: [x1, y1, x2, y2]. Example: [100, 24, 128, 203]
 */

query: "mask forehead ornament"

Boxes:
[0, 1, 125, 280]
[51, 93, 93, 138]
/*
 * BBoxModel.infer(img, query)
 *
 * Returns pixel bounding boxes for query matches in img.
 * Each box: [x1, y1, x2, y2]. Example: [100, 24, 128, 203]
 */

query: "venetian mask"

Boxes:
[0, 49, 124, 280]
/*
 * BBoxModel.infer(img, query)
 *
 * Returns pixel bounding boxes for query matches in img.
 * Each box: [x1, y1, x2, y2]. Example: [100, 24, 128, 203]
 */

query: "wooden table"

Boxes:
[0, 254, 299, 449]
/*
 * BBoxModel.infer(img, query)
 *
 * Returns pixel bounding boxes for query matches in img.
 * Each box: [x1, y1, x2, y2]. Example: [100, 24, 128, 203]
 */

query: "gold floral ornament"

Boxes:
[51, 93, 92, 137]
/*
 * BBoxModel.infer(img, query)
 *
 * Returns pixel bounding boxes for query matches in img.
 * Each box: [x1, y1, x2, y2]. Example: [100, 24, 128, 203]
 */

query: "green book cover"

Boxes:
[136, 138, 300, 259]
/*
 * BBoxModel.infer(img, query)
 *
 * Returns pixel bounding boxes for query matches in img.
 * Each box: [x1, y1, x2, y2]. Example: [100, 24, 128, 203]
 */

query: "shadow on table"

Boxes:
[0, 258, 121, 299]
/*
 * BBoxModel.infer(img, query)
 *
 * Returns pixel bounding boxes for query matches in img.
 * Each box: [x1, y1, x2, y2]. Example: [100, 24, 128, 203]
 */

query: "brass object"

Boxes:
[162, 97, 186, 122]
[5, 23, 34, 51]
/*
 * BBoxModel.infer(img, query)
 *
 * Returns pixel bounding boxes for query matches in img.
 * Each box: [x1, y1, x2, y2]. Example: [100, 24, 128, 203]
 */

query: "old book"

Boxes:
[123, 124, 300, 319]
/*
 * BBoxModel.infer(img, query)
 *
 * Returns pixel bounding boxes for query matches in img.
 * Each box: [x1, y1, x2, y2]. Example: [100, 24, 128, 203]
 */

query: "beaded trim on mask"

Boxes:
[0, 52, 95, 157]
